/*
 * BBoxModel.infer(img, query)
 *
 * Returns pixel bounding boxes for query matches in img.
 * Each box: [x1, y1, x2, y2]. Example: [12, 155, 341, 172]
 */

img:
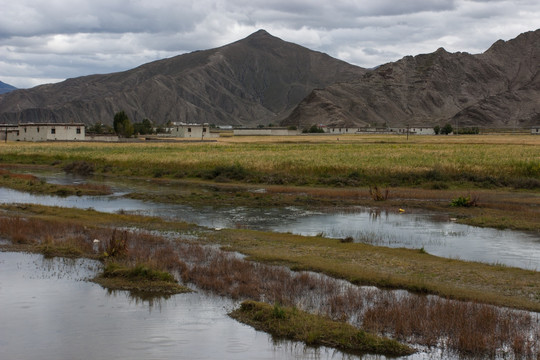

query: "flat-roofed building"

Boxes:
[0, 123, 85, 141]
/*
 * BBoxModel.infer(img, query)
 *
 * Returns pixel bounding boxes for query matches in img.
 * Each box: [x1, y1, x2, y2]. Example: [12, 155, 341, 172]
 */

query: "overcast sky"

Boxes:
[1, 0, 538, 89]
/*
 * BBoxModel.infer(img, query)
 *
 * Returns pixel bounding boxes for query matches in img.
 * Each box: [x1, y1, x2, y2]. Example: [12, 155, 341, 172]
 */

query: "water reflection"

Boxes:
[1, 251, 376, 360]
[1, 186, 539, 270]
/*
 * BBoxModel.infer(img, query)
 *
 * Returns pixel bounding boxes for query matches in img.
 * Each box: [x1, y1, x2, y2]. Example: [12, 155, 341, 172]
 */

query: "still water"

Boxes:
[1, 251, 370, 360]
[1, 185, 539, 270]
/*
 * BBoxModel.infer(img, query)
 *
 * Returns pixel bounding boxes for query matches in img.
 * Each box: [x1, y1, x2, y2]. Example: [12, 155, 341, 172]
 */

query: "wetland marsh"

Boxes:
[1, 134, 540, 359]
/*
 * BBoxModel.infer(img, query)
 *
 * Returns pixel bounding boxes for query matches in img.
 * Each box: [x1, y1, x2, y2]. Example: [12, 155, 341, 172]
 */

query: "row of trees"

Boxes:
[88, 111, 167, 138]
[434, 124, 480, 135]
[433, 124, 453, 135]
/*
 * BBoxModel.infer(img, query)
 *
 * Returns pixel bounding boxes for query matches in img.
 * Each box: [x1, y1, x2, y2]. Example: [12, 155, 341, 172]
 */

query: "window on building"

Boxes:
[203, 128, 207, 133]
[24, 128, 27, 133]
[187, 128, 191, 133]
[37, 127, 40, 133]
[51, 128, 56, 134]
[76, 128, 81, 134]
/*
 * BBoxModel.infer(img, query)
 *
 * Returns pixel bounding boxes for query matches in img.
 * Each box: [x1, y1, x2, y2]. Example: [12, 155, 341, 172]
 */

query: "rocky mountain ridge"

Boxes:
[283, 29, 539, 129]
[0, 30, 364, 127]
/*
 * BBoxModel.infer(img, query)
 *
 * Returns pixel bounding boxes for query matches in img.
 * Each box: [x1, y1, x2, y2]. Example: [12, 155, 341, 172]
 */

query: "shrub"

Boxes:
[369, 185, 389, 201]
[450, 195, 479, 207]
[63, 161, 95, 176]
[203, 164, 250, 181]
[103, 229, 129, 258]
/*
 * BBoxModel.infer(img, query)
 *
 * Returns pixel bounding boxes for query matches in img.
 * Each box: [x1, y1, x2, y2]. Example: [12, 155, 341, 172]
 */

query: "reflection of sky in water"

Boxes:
[2, 251, 378, 360]
[1, 187, 539, 270]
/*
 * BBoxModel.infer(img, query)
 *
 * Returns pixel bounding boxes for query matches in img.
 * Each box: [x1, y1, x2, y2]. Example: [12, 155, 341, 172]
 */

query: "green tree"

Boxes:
[441, 123, 453, 135]
[133, 118, 154, 135]
[303, 124, 325, 133]
[433, 125, 440, 135]
[113, 111, 134, 138]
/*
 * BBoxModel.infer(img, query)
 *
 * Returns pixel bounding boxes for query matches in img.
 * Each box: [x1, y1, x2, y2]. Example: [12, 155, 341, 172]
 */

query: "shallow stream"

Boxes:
[1, 178, 539, 270]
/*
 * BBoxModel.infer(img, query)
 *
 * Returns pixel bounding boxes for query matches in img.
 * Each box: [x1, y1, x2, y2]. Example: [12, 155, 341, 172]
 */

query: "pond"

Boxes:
[0, 251, 369, 360]
[1, 185, 539, 270]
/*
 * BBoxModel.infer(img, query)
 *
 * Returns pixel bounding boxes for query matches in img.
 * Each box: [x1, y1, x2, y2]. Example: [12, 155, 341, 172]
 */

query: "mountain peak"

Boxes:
[251, 29, 271, 37]
[242, 29, 279, 44]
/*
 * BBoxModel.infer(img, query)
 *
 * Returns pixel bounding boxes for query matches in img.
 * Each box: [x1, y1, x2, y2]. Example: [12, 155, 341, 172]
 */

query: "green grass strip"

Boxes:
[230, 300, 414, 357]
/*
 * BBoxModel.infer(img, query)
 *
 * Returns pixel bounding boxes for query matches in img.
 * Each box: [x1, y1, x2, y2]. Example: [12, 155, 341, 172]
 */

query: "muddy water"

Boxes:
[1, 184, 539, 270]
[1, 251, 372, 360]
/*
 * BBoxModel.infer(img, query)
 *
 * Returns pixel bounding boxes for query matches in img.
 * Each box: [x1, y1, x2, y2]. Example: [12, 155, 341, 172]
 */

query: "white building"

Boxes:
[170, 123, 218, 138]
[325, 126, 435, 135]
[532, 127, 540, 135]
[0, 123, 85, 141]
[233, 127, 299, 136]
[390, 127, 435, 135]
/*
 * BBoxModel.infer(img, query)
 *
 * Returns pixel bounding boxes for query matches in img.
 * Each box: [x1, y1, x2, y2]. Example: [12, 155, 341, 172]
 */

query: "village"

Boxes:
[2, 121, 538, 142]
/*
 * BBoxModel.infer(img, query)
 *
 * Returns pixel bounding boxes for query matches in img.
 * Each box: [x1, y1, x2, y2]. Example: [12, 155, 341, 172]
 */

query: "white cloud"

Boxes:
[0, 0, 538, 88]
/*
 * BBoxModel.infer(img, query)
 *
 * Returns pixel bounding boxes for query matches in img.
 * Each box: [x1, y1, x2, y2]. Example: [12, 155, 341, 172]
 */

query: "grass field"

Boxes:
[0, 134, 539, 189]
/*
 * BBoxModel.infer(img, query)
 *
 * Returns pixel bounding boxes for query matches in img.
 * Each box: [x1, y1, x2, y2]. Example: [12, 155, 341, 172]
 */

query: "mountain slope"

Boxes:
[0, 30, 365, 126]
[0, 81, 17, 95]
[282, 29, 540, 129]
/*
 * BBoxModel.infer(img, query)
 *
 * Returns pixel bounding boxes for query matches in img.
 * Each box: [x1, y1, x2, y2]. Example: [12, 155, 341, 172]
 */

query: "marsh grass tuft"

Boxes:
[102, 229, 129, 258]
[62, 160, 95, 176]
[369, 186, 389, 201]
[451, 194, 479, 207]
[340, 236, 354, 243]
[230, 300, 415, 357]
[101, 262, 176, 283]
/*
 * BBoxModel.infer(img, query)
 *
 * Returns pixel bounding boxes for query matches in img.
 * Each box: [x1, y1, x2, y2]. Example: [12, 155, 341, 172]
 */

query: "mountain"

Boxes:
[282, 29, 540, 129]
[0, 81, 17, 95]
[1, 29, 538, 129]
[0, 30, 364, 126]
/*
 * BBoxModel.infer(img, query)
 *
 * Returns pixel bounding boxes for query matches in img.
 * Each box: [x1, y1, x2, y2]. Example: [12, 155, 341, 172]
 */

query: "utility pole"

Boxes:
[406, 124, 409, 140]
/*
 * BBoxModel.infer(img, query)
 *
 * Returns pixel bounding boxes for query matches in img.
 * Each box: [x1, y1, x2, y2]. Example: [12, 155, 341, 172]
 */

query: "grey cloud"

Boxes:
[0, 0, 538, 88]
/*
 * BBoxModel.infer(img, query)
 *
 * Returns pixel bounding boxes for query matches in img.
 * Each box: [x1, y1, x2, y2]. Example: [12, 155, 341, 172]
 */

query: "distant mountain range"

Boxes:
[283, 29, 540, 129]
[0, 29, 538, 128]
[0, 81, 17, 95]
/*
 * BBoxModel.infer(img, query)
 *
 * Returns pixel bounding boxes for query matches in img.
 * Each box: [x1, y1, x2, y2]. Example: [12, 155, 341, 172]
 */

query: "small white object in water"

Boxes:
[450, 218, 457, 221]
[92, 239, 100, 253]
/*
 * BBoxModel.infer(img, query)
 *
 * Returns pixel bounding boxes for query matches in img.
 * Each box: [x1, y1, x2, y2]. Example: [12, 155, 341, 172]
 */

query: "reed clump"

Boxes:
[369, 185, 389, 201]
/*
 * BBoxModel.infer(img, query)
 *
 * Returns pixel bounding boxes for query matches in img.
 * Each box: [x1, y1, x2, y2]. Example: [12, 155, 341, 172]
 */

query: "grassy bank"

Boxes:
[230, 300, 414, 357]
[93, 262, 190, 295]
[2, 203, 539, 311]
[0, 168, 112, 196]
[0, 209, 191, 296]
[0, 135, 539, 189]
[203, 228, 540, 312]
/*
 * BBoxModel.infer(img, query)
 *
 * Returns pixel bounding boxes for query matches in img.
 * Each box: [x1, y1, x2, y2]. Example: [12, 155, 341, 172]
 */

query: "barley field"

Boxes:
[1, 134, 539, 187]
